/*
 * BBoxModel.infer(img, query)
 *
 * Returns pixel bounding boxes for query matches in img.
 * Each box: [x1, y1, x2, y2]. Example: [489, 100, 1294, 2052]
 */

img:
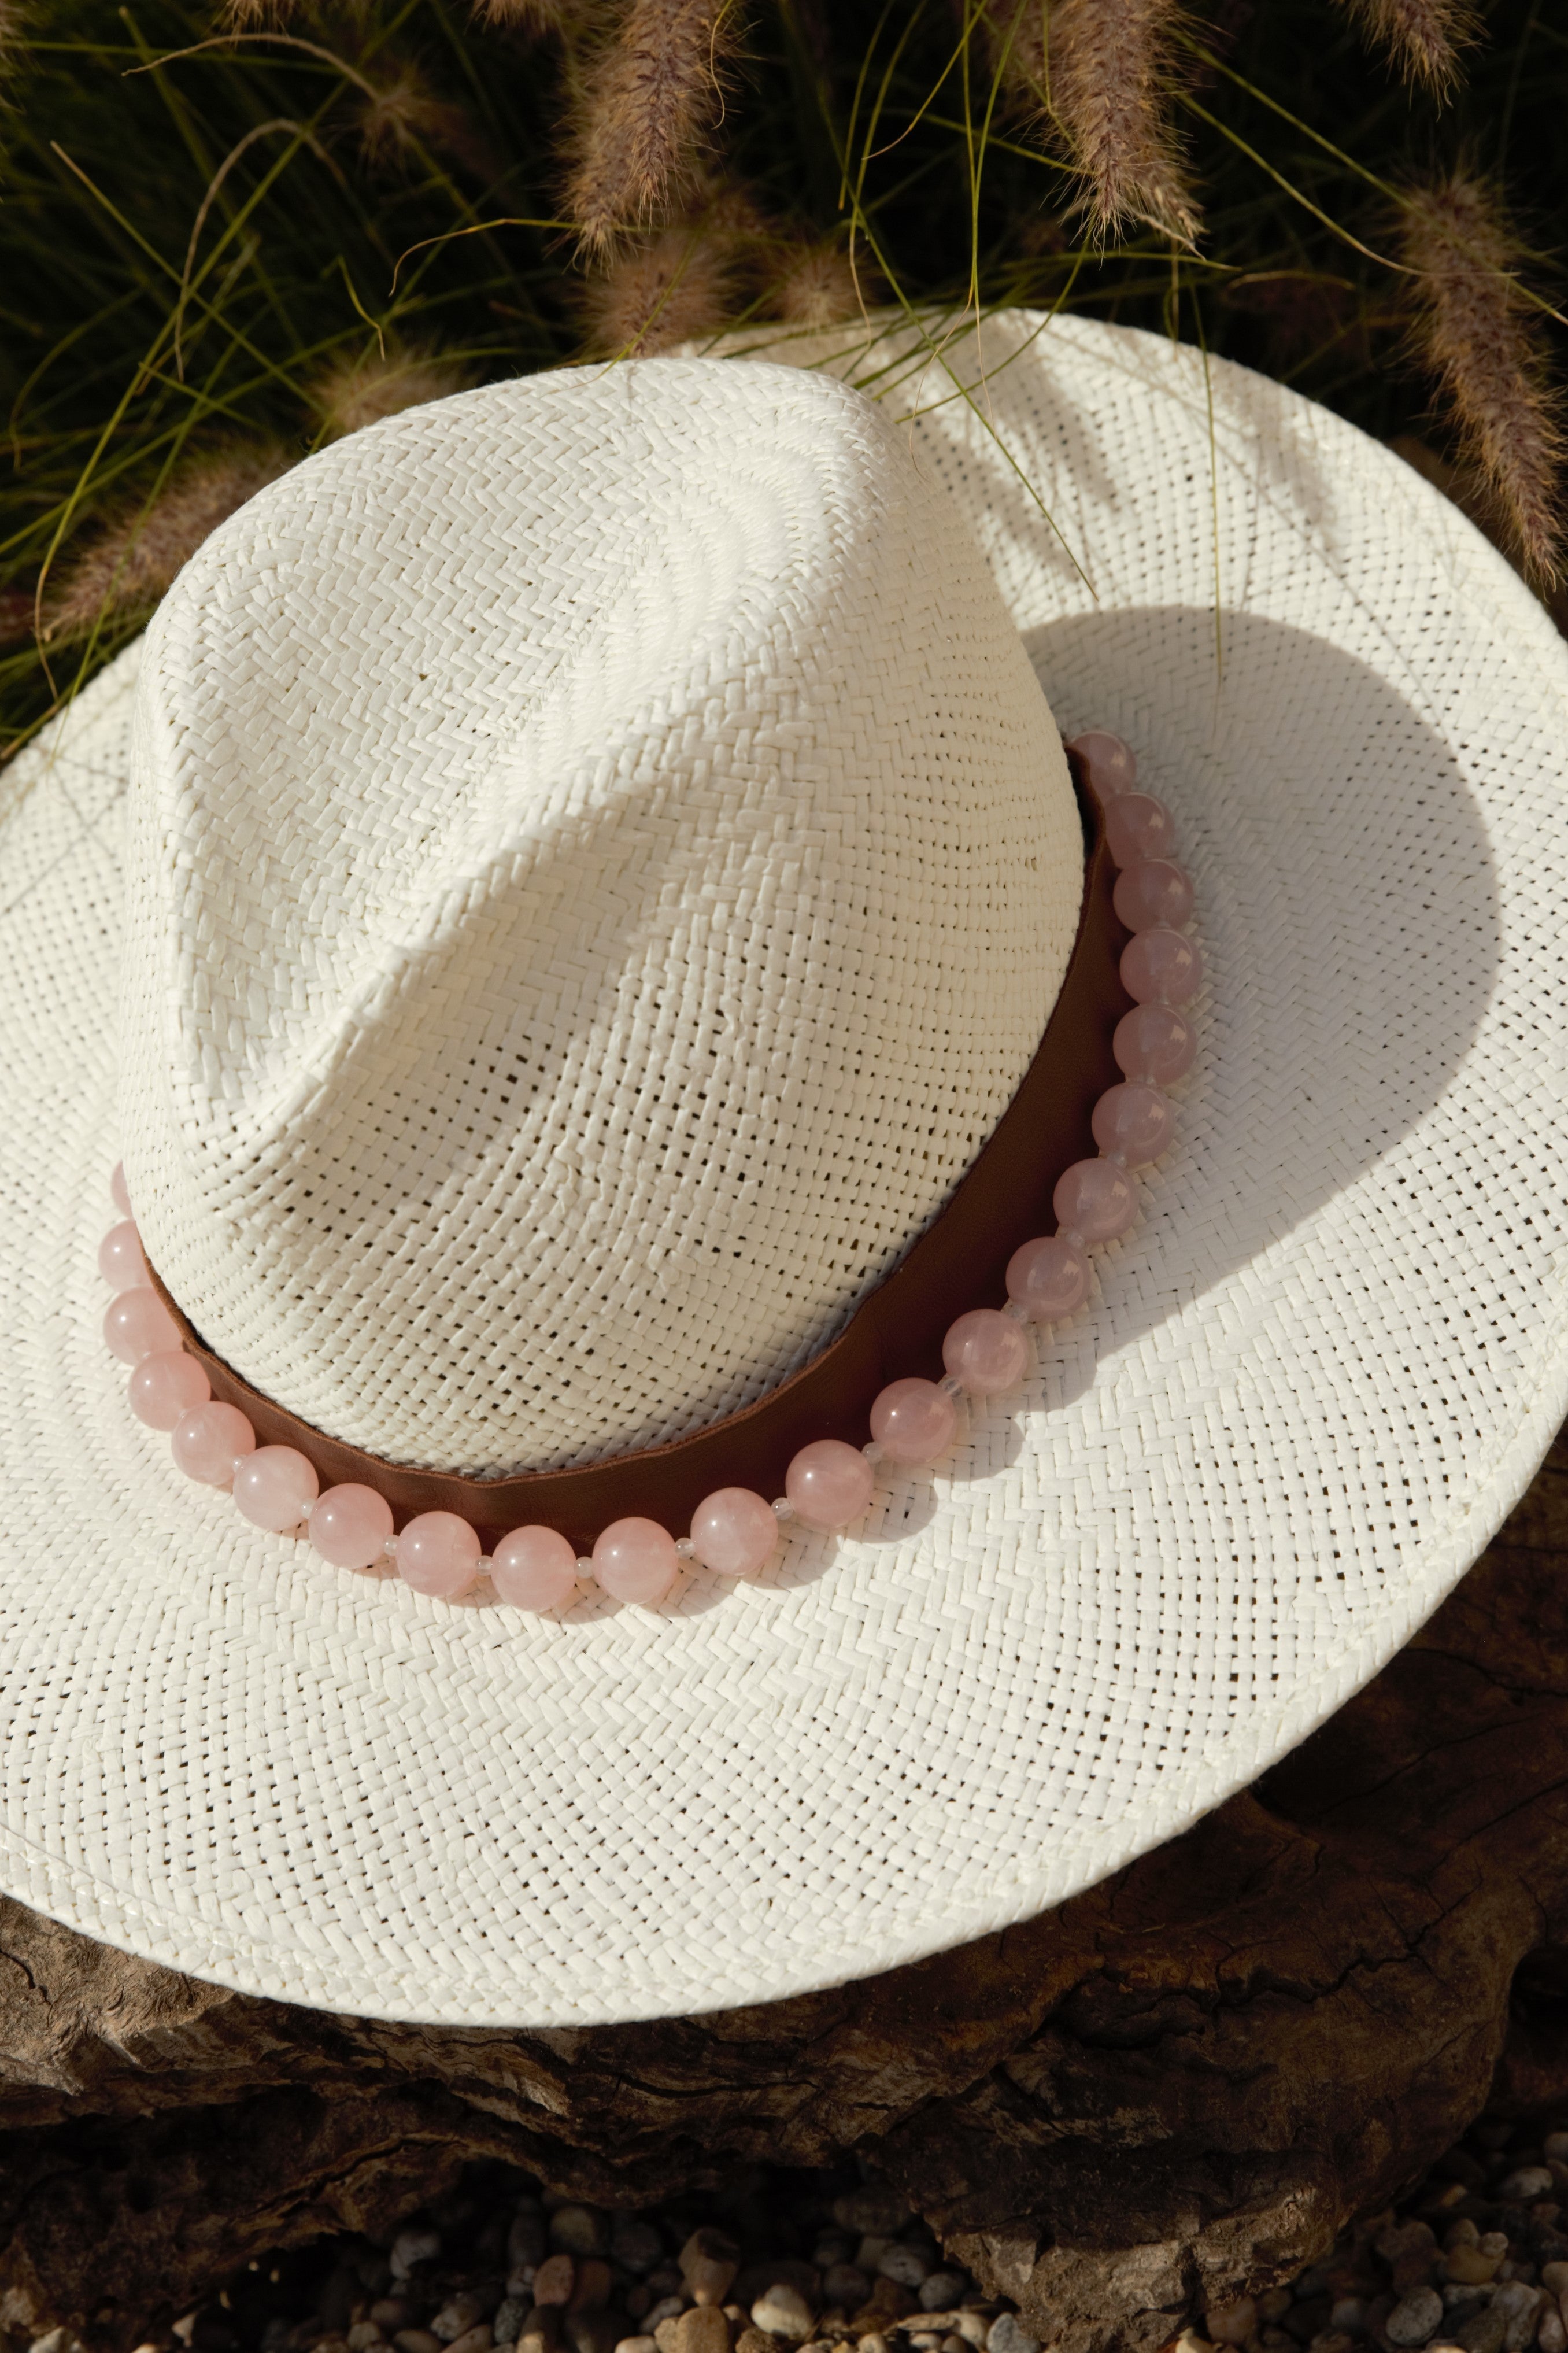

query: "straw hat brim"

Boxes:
[2, 312, 1565, 2027]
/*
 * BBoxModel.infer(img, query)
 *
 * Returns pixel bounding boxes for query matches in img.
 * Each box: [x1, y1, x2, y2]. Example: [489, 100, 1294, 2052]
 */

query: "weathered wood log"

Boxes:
[2, 1433, 1566, 2353]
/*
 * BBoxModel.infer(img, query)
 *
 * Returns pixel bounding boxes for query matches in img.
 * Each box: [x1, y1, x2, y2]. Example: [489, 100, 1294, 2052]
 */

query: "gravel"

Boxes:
[93, 2106, 1568, 2353]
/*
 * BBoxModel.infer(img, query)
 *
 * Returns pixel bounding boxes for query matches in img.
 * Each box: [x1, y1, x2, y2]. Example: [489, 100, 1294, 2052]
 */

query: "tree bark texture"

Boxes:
[2, 1433, 1565, 2353]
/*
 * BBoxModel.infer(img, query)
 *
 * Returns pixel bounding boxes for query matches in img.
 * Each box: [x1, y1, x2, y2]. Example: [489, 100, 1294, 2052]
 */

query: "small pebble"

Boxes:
[645, 2306, 686, 2333]
[682, 2233, 742, 2310]
[878, 2252, 930, 2292]
[373, 2310, 412, 2337]
[570, 2265, 614, 2315]
[535, 2263, 576, 2310]
[752, 2290, 815, 2343]
[919, 2283, 969, 2316]
[494, 2308, 528, 2348]
[824, 2272, 870, 2311]
[1208, 2304, 1256, 2347]
[434, 2303, 489, 2344]
[552, 2209, 610, 2259]
[985, 2320, 1039, 2353]
[616, 2341, 658, 2353]
[347, 2330, 386, 2351]
[394, 2336, 442, 2353]
[674, 2315, 731, 2353]
[447, 2331, 493, 2353]
[1307, 2334, 1355, 2353]
[1387, 2288, 1445, 2345]
[391, 2234, 443, 2283]
[1327, 2300, 1365, 2333]
[615, 2223, 667, 2278]
[511, 2213, 550, 2270]
[1499, 2173, 1554, 2204]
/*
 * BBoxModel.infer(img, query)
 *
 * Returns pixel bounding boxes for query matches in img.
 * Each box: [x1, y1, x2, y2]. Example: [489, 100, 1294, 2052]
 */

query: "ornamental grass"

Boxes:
[1, 0, 1565, 763]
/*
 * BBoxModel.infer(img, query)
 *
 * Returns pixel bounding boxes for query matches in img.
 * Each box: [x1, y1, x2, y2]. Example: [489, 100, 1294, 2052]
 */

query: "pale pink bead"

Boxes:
[309, 1482, 394, 1570]
[1104, 791, 1175, 868]
[1067, 730, 1136, 797]
[943, 1307, 1030, 1396]
[1113, 858, 1193, 933]
[785, 1439, 875, 1531]
[232, 1445, 320, 1534]
[171, 1400, 256, 1486]
[397, 1509, 482, 1598]
[98, 1218, 148, 1292]
[1006, 1234, 1089, 1321]
[594, 1515, 681, 1603]
[690, 1486, 780, 1578]
[491, 1525, 579, 1610]
[870, 1377, 958, 1466]
[103, 1286, 182, 1365]
[128, 1349, 211, 1431]
[1121, 927, 1202, 1006]
[1092, 1081, 1173, 1166]
[109, 1161, 132, 1217]
[1114, 1003, 1195, 1085]
[1054, 1157, 1138, 1241]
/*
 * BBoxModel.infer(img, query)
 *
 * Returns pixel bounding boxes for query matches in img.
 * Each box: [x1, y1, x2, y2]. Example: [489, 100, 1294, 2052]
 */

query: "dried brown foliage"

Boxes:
[1399, 172, 1565, 585]
[1333, 0, 1474, 93]
[580, 223, 740, 352]
[310, 347, 469, 438]
[354, 60, 454, 169]
[1047, 0, 1200, 244]
[42, 449, 287, 644]
[566, 0, 744, 256]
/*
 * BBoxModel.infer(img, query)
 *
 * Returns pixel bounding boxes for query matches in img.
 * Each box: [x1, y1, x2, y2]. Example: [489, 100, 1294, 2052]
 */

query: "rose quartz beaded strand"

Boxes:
[101, 729, 1196, 1613]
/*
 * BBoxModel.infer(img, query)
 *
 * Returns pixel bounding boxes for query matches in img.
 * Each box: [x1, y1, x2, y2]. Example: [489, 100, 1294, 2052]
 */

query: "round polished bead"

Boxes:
[491, 1524, 579, 1610]
[1091, 1081, 1173, 1167]
[397, 1509, 482, 1598]
[942, 1307, 1030, 1396]
[103, 1286, 182, 1365]
[1006, 1234, 1090, 1322]
[232, 1444, 320, 1533]
[870, 1376, 959, 1466]
[1121, 926, 1203, 1006]
[109, 1161, 132, 1216]
[1113, 858, 1193, 933]
[1053, 1157, 1138, 1241]
[128, 1348, 211, 1431]
[1067, 730, 1136, 797]
[171, 1400, 256, 1486]
[690, 1486, 780, 1578]
[1104, 791, 1175, 867]
[309, 1482, 394, 1569]
[594, 1516, 681, 1603]
[1114, 1002, 1195, 1085]
[785, 1439, 875, 1531]
[98, 1218, 149, 1291]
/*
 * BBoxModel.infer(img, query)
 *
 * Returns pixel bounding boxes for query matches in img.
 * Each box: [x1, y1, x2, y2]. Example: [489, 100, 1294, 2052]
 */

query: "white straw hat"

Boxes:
[2, 310, 1565, 2027]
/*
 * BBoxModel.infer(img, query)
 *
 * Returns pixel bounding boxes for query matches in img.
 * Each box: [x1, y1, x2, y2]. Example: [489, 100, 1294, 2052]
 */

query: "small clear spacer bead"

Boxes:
[382, 1534, 399, 1561]
[939, 1373, 966, 1400]
[771, 1498, 796, 1521]
[862, 1441, 884, 1465]
[674, 1536, 696, 1558]
[1004, 1296, 1031, 1321]
[575, 1555, 595, 1578]
[1062, 1228, 1086, 1251]
[1101, 1148, 1127, 1166]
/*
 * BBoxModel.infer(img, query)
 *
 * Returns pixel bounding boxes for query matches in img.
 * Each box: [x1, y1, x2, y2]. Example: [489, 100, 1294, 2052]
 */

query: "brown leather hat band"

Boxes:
[149, 760, 1129, 1553]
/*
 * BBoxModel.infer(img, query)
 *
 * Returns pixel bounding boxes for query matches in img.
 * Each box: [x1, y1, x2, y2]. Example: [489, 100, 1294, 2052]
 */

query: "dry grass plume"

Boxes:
[1399, 171, 1564, 585]
[1045, 0, 1200, 244]
[309, 346, 469, 438]
[766, 242, 872, 330]
[579, 222, 740, 351]
[42, 449, 286, 644]
[1334, 0, 1475, 92]
[566, 0, 744, 256]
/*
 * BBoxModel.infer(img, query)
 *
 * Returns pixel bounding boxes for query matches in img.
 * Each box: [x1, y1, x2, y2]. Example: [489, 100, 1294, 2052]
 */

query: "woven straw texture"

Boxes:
[1, 312, 1566, 2027]
[122, 363, 1082, 1475]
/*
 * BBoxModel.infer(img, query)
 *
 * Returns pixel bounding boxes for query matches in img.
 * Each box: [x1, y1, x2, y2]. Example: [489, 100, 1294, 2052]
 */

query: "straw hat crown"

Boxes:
[121, 359, 1083, 1477]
